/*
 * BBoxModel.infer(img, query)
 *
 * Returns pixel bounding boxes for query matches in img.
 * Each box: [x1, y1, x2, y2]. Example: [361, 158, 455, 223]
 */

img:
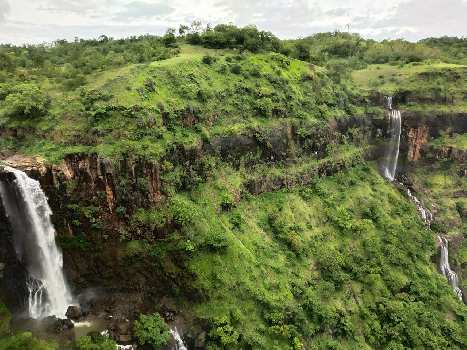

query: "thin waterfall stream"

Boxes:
[438, 236, 463, 300]
[405, 187, 462, 300]
[382, 96, 401, 181]
[0, 166, 73, 319]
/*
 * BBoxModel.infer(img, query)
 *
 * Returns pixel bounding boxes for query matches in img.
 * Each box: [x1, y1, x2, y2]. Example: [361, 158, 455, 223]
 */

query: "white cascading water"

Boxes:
[382, 96, 401, 181]
[381, 96, 463, 302]
[405, 188, 433, 225]
[438, 236, 463, 301]
[171, 327, 188, 350]
[403, 183, 463, 301]
[0, 166, 73, 319]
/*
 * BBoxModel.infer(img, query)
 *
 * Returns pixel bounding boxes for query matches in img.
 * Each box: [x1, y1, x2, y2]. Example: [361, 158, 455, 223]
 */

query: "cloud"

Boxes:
[38, 0, 108, 14]
[0, 0, 10, 23]
[324, 7, 350, 17]
[371, 0, 467, 40]
[0, 0, 466, 44]
[113, 1, 174, 20]
[212, 0, 325, 37]
[0, 21, 168, 44]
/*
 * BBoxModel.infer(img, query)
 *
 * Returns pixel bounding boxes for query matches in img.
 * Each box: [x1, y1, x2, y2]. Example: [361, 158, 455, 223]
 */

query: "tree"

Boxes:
[1, 83, 50, 119]
[133, 313, 171, 349]
[162, 28, 177, 48]
[178, 25, 190, 36]
[294, 43, 311, 62]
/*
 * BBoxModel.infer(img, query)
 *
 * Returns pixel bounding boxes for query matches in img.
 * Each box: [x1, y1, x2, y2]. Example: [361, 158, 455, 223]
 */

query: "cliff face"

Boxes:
[1, 109, 465, 322]
[407, 126, 429, 161]
[399, 111, 467, 165]
[0, 118, 374, 318]
[0, 202, 28, 314]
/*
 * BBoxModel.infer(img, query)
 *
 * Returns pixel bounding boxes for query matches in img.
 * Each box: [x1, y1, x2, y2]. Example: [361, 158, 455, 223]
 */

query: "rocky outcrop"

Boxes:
[397, 111, 467, 167]
[1, 109, 464, 324]
[0, 201, 29, 314]
[407, 126, 429, 161]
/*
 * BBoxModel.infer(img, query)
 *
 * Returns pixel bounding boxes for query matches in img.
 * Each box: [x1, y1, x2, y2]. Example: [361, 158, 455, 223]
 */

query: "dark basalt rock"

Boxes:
[110, 318, 132, 343]
[0, 197, 29, 315]
[42, 316, 74, 333]
[66, 305, 82, 321]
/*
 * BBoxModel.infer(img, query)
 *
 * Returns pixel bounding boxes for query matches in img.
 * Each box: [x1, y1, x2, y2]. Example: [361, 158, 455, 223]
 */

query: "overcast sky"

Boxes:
[0, 0, 466, 44]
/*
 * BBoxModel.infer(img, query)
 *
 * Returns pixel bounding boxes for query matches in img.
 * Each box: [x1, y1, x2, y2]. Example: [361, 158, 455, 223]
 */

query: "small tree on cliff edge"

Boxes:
[133, 313, 171, 350]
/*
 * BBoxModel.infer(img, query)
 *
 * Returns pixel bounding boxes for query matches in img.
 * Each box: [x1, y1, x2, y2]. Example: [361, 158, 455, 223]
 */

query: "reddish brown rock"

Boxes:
[407, 126, 429, 161]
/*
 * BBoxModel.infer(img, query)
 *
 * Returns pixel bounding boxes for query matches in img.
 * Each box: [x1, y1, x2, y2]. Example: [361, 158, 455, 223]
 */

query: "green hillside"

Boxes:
[0, 25, 466, 350]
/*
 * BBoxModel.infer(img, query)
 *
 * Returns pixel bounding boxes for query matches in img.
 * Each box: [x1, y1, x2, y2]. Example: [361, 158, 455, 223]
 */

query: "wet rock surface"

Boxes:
[66, 305, 82, 321]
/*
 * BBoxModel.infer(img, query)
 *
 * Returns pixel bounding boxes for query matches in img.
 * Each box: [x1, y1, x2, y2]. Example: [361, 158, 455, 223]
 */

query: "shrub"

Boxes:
[73, 335, 116, 350]
[0, 303, 11, 336]
[169, 196, 199, 227]
[133, 313, 171, 349]
[202, 55, 217, 65]
[230, 64, 241, 74]
[455, 201, 465, 218]
[1, 83, 50, 119]
[208, 317, 239, 347]
[0, 332, 57, 350]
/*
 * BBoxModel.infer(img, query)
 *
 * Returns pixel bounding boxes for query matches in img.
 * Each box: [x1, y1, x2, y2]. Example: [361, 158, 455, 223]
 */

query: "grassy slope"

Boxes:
[409, 161, 467, 291]
[169, 164, 466, 349]
[1, 45, 357, 164]
[127, 159, 467, 349]
[352, 62, 467, 112]
[410, 162, 466, 236]
[1, 46, 466, 348]
[430, 133, 467, 151]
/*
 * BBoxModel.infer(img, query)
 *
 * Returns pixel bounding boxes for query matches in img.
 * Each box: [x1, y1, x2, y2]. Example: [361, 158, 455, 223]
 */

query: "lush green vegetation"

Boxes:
[0, 302, 58, 350]
[72, 335, 116, 350]
[124, 164, 466, 349]
[0, 24, 466, 350]
[0, 44, 359, 163]
[133, 313, 171, 349]
[0, 34, 179, 88]
[409, 158, 467, 297]
[1, 26, 465, 164]
[430, 133, 467, 151]
[352, 62, 467, 110]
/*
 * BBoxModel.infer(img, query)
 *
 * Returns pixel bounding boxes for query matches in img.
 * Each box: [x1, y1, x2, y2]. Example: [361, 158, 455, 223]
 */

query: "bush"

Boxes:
[1, 83, 50, 119]
[0, 332, 57, 350]
[73, 335, 116, 350]
[202, 55, 217, 65]
[133, 313, 171, 349]
[230, 65, 241, 74]
[208, 317, 239, 347]
[0, 303, 11, 336]
[169, 196, 199, 227]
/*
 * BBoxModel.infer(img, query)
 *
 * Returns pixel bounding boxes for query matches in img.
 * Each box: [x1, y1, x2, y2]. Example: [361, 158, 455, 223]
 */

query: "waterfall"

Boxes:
[438, 236, 463, 301]
[171, 327, 188, 350]
[384, 96, 393, 110]
[0, 166, 73, 319]
[403, 186, 463, 302]
[404, 187, 462, 300]
[382, 98, 401, 181]
[405, 187, 433, 225]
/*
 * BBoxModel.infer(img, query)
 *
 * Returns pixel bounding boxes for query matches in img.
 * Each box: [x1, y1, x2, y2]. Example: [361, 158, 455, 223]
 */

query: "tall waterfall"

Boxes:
[382, 97, 401, 181]
[438, 236, 463, 301]
[0, 166, 72, 319]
